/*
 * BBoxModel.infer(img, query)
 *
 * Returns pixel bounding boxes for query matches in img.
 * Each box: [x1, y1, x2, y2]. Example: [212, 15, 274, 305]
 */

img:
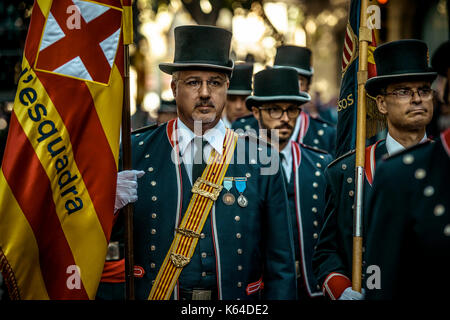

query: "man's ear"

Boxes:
[251, 106, 260, 119]
[376, 94, 388, 115]
[171, 80, 177, 98]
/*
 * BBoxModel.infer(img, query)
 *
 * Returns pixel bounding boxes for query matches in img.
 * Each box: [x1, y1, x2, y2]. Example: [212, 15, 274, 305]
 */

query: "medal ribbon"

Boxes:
[148, 128, 238, 300]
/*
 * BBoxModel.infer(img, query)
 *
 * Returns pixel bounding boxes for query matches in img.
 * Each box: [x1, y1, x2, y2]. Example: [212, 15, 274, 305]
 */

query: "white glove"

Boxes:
[338, 287, 365, 300]
[114, 170, 145, 212]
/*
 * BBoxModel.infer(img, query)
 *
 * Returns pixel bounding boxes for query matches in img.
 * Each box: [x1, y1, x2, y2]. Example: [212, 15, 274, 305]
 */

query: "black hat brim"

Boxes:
[245, 93, 311, 110]
[159, 60, 234, 77]
[273, 65, 313, 77]
[365, 72, 438, 96]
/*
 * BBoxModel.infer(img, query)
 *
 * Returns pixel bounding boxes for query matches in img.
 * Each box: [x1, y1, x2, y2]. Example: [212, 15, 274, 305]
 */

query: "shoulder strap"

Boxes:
[148, 128, 238, 300]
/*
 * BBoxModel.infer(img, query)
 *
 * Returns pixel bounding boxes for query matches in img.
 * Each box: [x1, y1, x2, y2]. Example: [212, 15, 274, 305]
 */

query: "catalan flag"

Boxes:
[0, 0, 131, 299]
[336, 0, 379, 157]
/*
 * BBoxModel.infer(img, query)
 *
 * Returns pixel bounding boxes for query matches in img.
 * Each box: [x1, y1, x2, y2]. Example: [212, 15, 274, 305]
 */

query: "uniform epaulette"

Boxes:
[131, 124, 159, 135]
[327, 149, 356, 168]
[381, 139, 435, 161]
[299, 142, 329, 154]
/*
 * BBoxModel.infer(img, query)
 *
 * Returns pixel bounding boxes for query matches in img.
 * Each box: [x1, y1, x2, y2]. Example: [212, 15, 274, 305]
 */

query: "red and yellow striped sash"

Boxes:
[148, 128, 238, 300]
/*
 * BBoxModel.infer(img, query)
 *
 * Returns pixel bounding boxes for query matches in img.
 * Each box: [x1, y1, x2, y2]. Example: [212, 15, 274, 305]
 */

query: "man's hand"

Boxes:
[338, 287, 365, 300]
[114, 170, 145, 212]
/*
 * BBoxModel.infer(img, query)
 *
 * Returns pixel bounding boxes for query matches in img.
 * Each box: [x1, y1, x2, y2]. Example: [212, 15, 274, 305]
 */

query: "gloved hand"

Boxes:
[114, 170, 145, 212]
[338, 287, 365, 300]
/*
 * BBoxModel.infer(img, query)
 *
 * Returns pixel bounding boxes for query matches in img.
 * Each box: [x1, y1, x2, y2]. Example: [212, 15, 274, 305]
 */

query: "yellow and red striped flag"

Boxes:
[0, 0, 131, 299]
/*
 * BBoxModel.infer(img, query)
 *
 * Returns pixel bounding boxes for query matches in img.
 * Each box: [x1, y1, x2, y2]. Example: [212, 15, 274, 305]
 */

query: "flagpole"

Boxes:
[352, 0, 371, 293]
[122, 38, 135, 301]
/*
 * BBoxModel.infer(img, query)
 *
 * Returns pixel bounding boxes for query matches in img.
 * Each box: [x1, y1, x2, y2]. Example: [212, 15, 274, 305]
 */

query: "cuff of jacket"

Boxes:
[322, 272, 351, 300]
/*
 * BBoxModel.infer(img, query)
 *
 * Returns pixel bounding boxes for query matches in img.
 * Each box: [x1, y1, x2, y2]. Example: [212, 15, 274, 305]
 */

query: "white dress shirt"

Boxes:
[280, 140, 293, 183]
[177, 118, 226, 185]
[385, 132, 427, 156]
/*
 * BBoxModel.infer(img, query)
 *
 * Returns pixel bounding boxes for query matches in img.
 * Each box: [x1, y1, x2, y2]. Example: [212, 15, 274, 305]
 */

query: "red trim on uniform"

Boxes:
[297, 112, 310, 144]
[322, 272, 351, 300]
[133, 265, 145, 278]
[441, 128, 450, 158]
[364, 140, 382, 186]
[100, 259, 125, 283]
[246, 277, 264, 295]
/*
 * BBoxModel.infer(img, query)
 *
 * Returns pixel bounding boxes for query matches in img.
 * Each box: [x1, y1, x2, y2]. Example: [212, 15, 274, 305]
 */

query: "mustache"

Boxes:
[275, 123, 293, 130]
[195, 101, 216, 108]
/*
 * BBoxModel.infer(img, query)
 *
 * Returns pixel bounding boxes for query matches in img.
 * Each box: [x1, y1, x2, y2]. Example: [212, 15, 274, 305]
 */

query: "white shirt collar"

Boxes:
[222, 115, 232, 129]
[385, 132, 428, 156]
[280, 140, 293, 183]
[177, 118, 226, 156]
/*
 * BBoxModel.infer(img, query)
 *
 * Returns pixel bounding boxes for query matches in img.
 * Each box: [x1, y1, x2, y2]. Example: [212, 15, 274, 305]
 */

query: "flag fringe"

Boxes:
[0, 247, 20, 300]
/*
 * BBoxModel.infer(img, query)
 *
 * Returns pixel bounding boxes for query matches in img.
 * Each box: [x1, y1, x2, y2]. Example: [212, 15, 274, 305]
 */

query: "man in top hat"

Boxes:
[112, 25, 297, 300]
[365, 127, 450, 299]
[222, 63, 253, 128]
[313, 39, 437, 300]
[157, 99, 178, 125]
[233, 45, 337, 156]
[246, 67, 333, 300]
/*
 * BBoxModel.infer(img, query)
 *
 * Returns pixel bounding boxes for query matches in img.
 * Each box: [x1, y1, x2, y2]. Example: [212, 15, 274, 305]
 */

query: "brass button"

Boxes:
[200, 233, 206, 239]
[415, 168, 426, 180]
[313, 182, 318, 188]
[202, 272, 207, 277]
[315, 171, 321, 177]
[151, 213, 157, 219]
[313, 233, 318, 239]
[151, 181, 156, 186]
[246, 173, 251, 178]
[148, 167, 154, 172]
[424, 186, 435, 197]
[349, 190, 354, 197]
[139, 141, 144, 145]
[318, 129, 324, 136]
[236, 233, 242, 239]
[313, 139, 319, 144]
[313, 220, 319, 227]
[151, 229, 156, 235]
[316, 162, 322, 168]
[341, 164, 347, 170]
[313, 194, 318, 200]
[237, 282, 242, 288]
[312, 207, 318, 213]
[434, 204, 445, 216]
[145, 154, 150, 158]
[237, 248, 243, 255]
[347, 177, 352, 183]
[150, 245, 156, 251]
[201, 252, 207, 258]
[234, 216, 241, 222]
[152, 196, 157, 201]
[237, 265, 243, 271]
[150, 263, 155, 268]
[402, 154, 414, 165]
[444, 225, 450, 237]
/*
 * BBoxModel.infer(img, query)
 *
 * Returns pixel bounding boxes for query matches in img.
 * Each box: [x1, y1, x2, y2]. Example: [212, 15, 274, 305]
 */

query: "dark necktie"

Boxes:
[192, 136, 208, 183]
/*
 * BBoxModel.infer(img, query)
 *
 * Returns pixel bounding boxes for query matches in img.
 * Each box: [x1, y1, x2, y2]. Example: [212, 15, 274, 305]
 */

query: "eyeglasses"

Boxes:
[259, 106, 301, 119]
[383, 87, 433, 100]
[178, 78, 226, 91]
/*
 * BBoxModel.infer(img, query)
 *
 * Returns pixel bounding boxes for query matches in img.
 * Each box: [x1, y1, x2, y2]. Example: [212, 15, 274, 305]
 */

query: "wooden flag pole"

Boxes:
[121, 43, 135, 300]
[352, 0, 371, 293]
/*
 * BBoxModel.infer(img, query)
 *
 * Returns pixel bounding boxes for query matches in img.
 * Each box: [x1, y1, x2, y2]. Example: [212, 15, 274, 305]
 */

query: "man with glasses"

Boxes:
[246, 67, 333, 300]
[313, 39, 436, 300]
[111, 25, 297, 300]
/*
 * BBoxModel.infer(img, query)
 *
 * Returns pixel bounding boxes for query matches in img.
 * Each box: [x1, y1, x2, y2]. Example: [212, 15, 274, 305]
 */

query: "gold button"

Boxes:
[201, 252, 207, 258]
[315, 171, 321, 177]
[313, 194, 318, 200]
[403, 154, 414, 165]
[434, 204, 445, 216]
[312, 207, 318, 213]
[151, 213, 157, 219]
[320, 155, 325, 159]
[234, 216, 241, 222]
[151, 181, 156, 186]
[424, 186, 434, 197]
[139, 141, 144, 145]
[318, 129, 324, 136]
[444, 225, 450, 236]
[313, 220, 318, 227]
[347, 177, 352, 183]
[237, 249, 243, 255]
[148, 167, 154, 172]
[313, 233, 318, 239]
[313, 139, 319, 144]
[200, 233, 206, 239]
[415, 169, 426, 180]
[145, 154, 150, 158]
[135, 134, 141, 137]
[236, 233, 242, 239]
[150, 245, 156, 251]
[246, 173, 251, 178]
[316, 163, 322, 168]
[202, 272, 207, 277]
[341, 164, 347, 170]
[237, 282, 242, 287]
[151, 229, 156, 235]
[237, 265, 243, 271]
[152, 196, 157, 201]
[150, 263, 155, 268]
[313, 182, 318, 188]
[349, 190, 354, 197]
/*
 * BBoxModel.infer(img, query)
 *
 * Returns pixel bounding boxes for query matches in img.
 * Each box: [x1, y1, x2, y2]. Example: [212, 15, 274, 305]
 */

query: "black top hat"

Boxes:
[431, 40, 450, 77]
[159, 25, 234, 76]
[228, 63, 253, 95]
[273, 45, 313, 77]
[245, 67, 311, 110]
[158, 99, 177, 113]
[365, 39, 437, 96]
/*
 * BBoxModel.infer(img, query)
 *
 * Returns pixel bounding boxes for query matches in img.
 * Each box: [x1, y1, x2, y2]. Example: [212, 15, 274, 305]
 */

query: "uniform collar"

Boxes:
[385, 132, 427, 156]
[222, 115, 232, 129]
[177, 118, 226, 156]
